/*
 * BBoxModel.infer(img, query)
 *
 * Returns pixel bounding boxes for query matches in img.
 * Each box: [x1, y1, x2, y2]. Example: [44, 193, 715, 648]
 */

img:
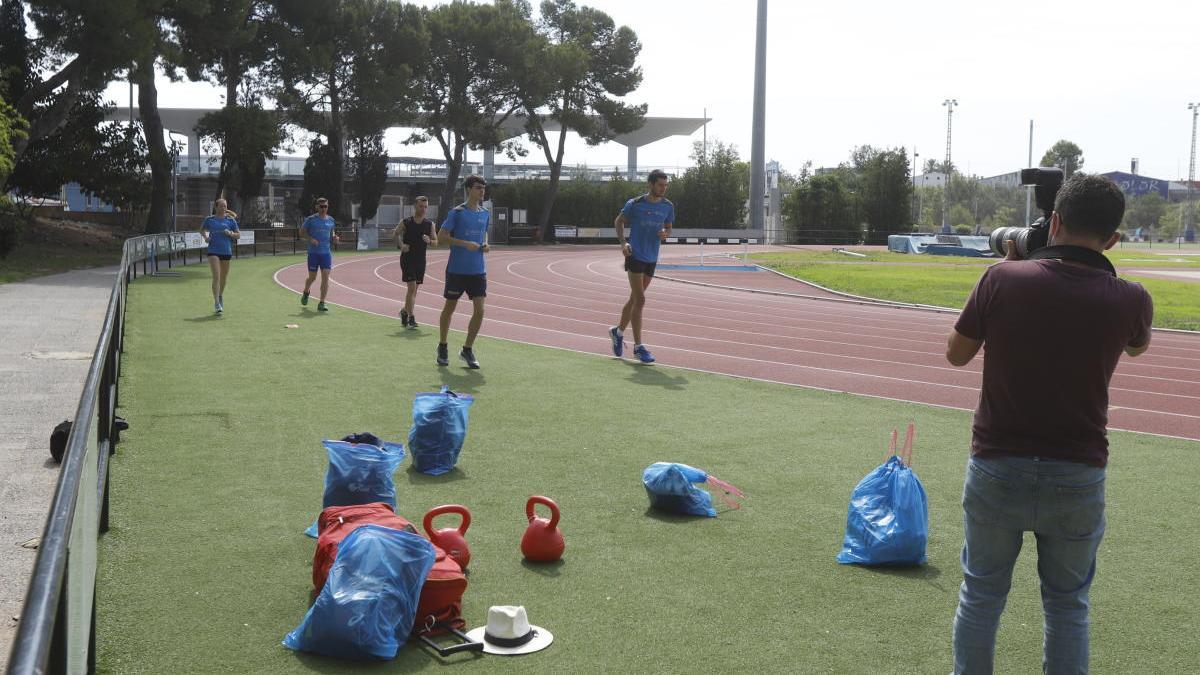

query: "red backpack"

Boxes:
[313, 503, 468, 633]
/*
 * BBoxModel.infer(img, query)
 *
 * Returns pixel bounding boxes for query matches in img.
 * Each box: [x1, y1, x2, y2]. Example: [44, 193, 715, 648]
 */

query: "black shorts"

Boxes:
[624, 257, 657, 277]
[400, 254, 426, 283]
[444, 273, 487, 300]
[207, 253, 232, 261]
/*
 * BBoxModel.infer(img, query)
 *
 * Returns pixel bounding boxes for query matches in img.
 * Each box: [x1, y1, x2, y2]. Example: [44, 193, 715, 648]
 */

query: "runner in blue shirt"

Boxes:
[436, 175, 490, 368]
[200, 198, 240, 314]
[298, 197, 340, 312]
[609, 169, 674, 363]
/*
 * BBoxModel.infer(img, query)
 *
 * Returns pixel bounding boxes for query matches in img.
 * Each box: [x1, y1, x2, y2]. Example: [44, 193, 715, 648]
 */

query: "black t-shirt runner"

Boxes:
[399, 217, 435, 258]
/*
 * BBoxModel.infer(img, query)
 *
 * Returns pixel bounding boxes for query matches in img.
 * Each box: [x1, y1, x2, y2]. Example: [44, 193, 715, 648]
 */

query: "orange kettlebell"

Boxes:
[423, 504, 472, 569]
[520, 495, 565, 562]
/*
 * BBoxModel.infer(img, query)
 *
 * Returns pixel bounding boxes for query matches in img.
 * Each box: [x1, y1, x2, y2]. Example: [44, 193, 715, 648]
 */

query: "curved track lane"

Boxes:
[275, 246, 1200, 442]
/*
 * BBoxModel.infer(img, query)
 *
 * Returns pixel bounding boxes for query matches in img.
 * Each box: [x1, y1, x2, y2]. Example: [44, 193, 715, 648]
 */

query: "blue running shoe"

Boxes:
[609, 327, 624, 357]
[633, 344, 655, 364]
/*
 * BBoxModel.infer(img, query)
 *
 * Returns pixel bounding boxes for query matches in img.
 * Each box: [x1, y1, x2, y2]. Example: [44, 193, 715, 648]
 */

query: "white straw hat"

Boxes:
[464, 605, 554, 655]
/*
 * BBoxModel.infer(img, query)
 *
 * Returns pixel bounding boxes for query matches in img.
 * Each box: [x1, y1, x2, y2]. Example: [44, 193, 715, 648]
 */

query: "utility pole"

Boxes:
[911, 147, 919, 225]
[749, 0, 767, 240]
[941, 99, 957, 234]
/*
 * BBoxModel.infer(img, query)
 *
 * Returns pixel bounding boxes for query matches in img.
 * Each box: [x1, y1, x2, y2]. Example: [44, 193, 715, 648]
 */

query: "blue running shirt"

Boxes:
[621, 195, 674, 263]
[302, 214, 336, 254]
[442, 205, 489, 276]
[201, 215, 239, 256]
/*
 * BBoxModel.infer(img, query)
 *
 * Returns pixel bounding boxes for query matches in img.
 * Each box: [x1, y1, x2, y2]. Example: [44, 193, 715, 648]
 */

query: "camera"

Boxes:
[988, 167, 1064, 258]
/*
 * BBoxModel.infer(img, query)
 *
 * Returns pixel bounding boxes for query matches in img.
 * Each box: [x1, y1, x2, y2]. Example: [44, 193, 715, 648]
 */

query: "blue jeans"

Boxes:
[952, 456, 1106, 675]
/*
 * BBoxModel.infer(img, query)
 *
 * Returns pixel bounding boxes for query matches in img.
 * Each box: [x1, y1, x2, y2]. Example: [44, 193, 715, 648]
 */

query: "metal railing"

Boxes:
[3, 234, 162, 674]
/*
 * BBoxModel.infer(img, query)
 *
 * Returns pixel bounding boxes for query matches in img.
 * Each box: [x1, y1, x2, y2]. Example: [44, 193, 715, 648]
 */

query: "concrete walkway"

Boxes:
[0, 266, 117, 670]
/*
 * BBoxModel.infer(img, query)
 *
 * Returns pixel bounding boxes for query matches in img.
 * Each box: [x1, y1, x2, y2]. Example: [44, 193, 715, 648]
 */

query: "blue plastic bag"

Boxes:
[284, 524, 436, 660]
[407, 387, 474, 476]
[305, 437, 406, 537]
[837, 455, 929, 566]
[642, 462, 745, 517]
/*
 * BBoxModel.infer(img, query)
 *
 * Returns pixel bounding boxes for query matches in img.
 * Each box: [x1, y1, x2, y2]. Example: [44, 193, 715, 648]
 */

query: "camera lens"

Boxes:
[989, 226, 1030, 258]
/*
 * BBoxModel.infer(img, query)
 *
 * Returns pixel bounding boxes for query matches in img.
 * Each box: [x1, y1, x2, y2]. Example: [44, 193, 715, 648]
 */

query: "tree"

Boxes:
[6, 90, 149, 211]
[518, 0, 646, 241]
[9, 0, 155, 165]
[669, 140, 748, 228]
[1123, 193, 1165, 233]
[410, 0, 536, 210]
[195, 105, 286, 221]
[1040, 140, 1084, 178]
[850, 145, 911, 243]
[174, 0, 283, 215]
[297, 136, 339, 219]
[922, 158, 954, 175]
[268, 0, 424, 223]
[0, 93, 26, 187]
[782, 173, 857, 243]
[348, 131, 387, 225]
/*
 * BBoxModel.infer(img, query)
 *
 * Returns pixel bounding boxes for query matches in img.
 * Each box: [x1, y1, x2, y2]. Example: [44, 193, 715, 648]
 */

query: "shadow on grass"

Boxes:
[406, 466, 469, 484]
[856, 561, 947, 592]
[437, 367, 486, 392]
[642, 506, 710, 523]
[520, 558, 565, 577]
[622, 361, 687, 390]
[290, 650, 434, 674]
[184, 314, 223, 323]
[389, 328, 424, 340]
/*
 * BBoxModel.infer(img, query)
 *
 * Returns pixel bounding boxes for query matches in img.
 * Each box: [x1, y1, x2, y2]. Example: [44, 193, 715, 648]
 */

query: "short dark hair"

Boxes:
[464, 175, 486, 189]
[1053, 174, 1125, 240]
[647, 169, 668, 184]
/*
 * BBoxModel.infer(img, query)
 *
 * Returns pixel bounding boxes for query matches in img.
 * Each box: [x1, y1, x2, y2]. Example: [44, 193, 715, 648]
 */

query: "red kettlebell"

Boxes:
[520, 495, 565, 562]
[423, 504, 472, 570]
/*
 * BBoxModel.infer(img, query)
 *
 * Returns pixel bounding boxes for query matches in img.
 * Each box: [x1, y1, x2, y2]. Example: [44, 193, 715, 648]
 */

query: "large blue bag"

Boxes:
[642, 462, 744, 517]
[305, 436, 406, 537]
[284, 524, 437, 660]
[837, 426, 928, 566]
[407, 387, 474, 476]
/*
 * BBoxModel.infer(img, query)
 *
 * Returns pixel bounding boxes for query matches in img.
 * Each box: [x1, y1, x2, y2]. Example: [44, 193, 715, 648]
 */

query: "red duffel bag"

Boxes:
[313, 502, 468, 633]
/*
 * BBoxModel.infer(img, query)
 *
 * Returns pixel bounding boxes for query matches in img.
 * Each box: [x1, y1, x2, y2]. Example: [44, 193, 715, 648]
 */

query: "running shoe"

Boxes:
[407, 313, 418, 329]
[609, 327, 624, 357]
[400, 308, 409, 325]
[460, 347, 480, 369]
[301, 291, 309, 306]
[633, 345, 655, 364]
[215, 301, 223, 314]
[317, 302, 329, 312]
[437, 343, 449, 366]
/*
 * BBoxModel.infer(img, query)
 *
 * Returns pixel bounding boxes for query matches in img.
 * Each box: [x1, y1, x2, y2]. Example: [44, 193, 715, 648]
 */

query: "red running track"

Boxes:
[274, 246, 1200, 442]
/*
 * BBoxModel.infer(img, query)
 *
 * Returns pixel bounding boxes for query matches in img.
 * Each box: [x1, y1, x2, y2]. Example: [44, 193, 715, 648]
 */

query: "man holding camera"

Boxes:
[945, 173, 1153, 674]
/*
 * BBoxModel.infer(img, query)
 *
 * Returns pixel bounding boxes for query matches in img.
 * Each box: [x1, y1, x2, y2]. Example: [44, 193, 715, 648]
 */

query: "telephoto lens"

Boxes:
[989, 226, 1029, 258]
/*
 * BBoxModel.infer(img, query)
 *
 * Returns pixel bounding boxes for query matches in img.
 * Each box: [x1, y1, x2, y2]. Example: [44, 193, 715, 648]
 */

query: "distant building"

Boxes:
[914, 172, 948, 187]
[981, 171, 1021, 188]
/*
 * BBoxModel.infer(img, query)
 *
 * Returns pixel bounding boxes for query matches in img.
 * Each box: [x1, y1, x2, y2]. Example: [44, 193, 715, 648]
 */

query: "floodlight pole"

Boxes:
[1187, 102, 1198, 242]
[911, 147, 919, 225]
[941, 99, 957, 234]
[1025, 119, 1033, 225]
[749, 0, 767, 241]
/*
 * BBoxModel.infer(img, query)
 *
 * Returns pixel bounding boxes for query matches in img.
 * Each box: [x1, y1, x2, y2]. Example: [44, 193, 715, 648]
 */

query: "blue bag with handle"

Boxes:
[837, 424, 928, 566]
[642, 462, 745, 517]
[305, 435, 406, 537]
[283, 524, 436, 660]
[407, 387, 474, 476]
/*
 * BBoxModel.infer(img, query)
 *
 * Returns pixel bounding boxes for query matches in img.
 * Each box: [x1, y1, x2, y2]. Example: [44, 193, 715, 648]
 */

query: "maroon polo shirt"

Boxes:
[955, 258, 1153, 467]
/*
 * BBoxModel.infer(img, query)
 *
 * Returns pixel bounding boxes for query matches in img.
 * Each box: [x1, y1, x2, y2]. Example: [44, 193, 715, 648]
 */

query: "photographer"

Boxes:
[945, 173, 1153, 674]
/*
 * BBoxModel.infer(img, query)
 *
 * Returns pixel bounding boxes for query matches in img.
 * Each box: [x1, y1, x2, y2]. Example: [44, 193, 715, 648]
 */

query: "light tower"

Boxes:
[1187, 102, 1198, 242]
[941, 99, 957, 234]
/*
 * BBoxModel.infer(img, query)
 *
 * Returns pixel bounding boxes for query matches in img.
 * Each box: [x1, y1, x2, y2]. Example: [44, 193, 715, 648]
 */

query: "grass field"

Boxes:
[96, 254, 1199, 674]
[0, 240, 123, 283]
[753, 251, 1200, 331]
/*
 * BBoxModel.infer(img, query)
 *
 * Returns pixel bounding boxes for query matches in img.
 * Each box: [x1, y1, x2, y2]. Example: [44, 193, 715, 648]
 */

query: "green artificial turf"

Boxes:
[755, 253, 1200, 330]
[96, 254, 1199, 674]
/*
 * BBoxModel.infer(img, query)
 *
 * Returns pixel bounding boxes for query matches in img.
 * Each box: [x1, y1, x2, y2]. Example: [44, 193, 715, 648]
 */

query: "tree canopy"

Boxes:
[1040, 140, 1084, 178]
